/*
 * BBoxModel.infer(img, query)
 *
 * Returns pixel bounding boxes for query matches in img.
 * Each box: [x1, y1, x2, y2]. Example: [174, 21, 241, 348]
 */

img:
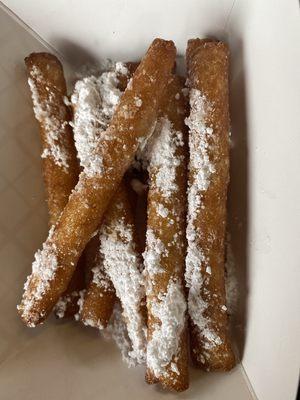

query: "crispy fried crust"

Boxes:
[18, 39, 176, 327]
[186, 39, 235, 371]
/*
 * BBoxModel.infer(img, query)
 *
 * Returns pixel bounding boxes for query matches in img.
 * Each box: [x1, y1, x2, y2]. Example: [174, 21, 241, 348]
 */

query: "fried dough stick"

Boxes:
[25, 53, 86, 318]
[18, 38, 176, 327]
[81, 181, 146, 364]
[185, 39, 235, 371]
[144, 76, 189, 391]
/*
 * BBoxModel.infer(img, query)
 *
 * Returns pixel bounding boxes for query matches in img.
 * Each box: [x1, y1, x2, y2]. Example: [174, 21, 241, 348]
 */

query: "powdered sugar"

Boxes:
[134, 120, 157, 167]
[115, 61, 129, 76]
[143, 229, 166, 279]
[18, 227, 59, 326]
[144, 118, 184, 198]
[28, 66, 70, 169]
[71, 63, 128, 177]
[147, 280, 186, 377]
[185, 89, 215, 218]
[99, 214, 146, 364]
[185, 243, 207, 294]
[143, 108, 188, 378]
[185, 247, 222, 351]
[54, 295, 68, 318]
[206, 266, 212, 275]
[74, 290, 87, 322]
[102, 303, 137, 367]
[156, 203, 169, 218]
[134, 96, 142, 107]
[92, 263, 112, 292]
[185, 88, 222, 350]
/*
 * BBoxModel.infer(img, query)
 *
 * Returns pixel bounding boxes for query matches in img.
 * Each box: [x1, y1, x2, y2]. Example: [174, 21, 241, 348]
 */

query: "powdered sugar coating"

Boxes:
[18, 227, 59, 326]
[28, 66, 70, 169]
[54, 290, 81, 318]
[143, 229, 165, 279]
[156, 203, 169, 218]
[147, 280, 186, 377]
[145, 118, 184, 198]
[134, 120, 157, 168]
[71, 63, 128, 177]
[185, 88, 222, 352]
[185, 89, 215, 217]
[74, 290, 87, 322]
[115, 61, 129, 76]
[92, 263, 112, 292]
[143, 110, 187, 379]
[102, 303, 137, 367]
[54, 295, 68, 318]
[100, 214, 146, 364]
[185, 246, 222, 349]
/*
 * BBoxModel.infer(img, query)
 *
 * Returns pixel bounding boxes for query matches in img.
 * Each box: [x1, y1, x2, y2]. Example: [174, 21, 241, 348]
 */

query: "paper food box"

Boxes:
[0, 1, 299, 399]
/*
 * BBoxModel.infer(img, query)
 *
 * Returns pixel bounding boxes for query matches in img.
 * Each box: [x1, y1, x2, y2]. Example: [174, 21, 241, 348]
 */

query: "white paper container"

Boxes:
[0, 1, 299, 399]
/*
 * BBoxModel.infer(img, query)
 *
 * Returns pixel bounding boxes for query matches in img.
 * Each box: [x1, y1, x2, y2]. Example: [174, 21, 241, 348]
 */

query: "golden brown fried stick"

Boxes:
[84, 180, 146, 363]
[78, 234, 116, 328]
[143, 76, 189, 391]
[25, 53, 86, 318]
[25, 53, 79, 226]
[18, 38, 176, 327]
[185, 38, 235, 371]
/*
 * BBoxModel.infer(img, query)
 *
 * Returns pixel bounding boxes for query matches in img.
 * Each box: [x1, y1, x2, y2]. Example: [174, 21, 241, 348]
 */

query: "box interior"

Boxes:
[0, 1, 299, 399]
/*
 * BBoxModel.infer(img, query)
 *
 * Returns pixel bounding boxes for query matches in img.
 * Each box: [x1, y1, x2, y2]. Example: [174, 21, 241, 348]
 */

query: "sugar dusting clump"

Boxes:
[147, 280, 186, 377]
[144, 117, 184, 198]
[143, 229, 165, 279]
[102, 303, 138, 367]
[54, 290, 82, 319]
[18, 226, 59, 326]
[71, 63, 128, 177]
[28, 66, 70, 169]
[100, 214, 146, 364]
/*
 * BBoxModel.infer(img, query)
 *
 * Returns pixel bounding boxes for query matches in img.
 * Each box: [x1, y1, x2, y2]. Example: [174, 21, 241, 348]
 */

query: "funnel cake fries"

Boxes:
[143, 76, 189, 391]
[18, 38, 176, 327]
[185, 39, 235, 371]
[24, 53, 79, 226]
[91, 181, 146, 364]
[25, 53, 86, 318]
